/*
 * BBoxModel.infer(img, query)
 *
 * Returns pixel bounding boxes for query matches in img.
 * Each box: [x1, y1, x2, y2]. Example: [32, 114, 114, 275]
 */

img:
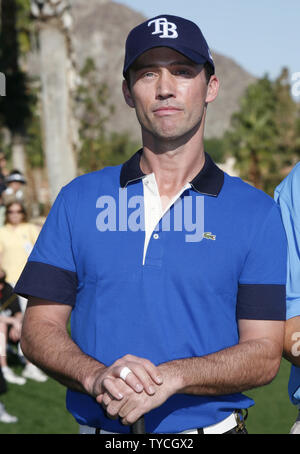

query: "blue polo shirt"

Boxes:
[15, 151, 287, 433]
[274, 162, 300, 407]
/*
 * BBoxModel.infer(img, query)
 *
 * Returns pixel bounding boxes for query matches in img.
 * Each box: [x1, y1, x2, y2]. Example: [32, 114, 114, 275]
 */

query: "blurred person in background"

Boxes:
[0, 202, 39, 296]
[0, 192, 6, 228]
[0, 367, 18, 424]
[0, 153, 8, 227]
[0, 268, 25, 385]
[2, 170, 27, 207]
[0, 202, 47, 383]
[0, 152, 8, 195]
[275, 162, 300, 434]
[0, 270, 20, 424]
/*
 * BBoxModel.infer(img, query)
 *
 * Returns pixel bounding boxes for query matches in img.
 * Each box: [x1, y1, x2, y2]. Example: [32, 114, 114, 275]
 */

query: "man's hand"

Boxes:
[101, 385, 170, 425]
[90, 354, 163, 402]
[98, 362, 181, 425]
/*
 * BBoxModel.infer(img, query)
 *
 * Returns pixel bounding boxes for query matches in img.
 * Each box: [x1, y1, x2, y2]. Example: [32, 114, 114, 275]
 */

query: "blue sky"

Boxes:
[117, 0, 299, 82]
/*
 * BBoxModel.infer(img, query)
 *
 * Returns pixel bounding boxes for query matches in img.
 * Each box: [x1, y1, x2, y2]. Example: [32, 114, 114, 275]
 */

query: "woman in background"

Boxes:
[0, 201, 39, 294]
[0, 202, 47, 383]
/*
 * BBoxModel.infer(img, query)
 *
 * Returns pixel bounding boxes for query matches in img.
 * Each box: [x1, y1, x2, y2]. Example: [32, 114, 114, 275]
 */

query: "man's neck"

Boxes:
[140, 127, 206, 201]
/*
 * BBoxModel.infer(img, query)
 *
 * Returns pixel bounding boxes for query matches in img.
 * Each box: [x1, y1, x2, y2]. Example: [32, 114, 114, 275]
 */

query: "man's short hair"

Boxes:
[203, 62, 215, 84]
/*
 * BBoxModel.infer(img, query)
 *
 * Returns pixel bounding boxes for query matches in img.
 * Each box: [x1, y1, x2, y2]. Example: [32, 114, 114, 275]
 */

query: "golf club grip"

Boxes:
[131, 417, 145, 434]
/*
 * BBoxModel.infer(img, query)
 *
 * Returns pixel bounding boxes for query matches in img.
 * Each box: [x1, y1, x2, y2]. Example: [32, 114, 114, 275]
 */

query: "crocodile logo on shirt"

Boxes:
[203, 232, 216, 240]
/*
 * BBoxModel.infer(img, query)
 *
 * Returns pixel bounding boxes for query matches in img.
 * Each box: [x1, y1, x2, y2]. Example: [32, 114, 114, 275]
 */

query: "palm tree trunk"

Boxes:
[38, 21, 77, 203]
[31, 1, 77, 204]
[249, 149, 262, 189]
[11, 133, 26, 173]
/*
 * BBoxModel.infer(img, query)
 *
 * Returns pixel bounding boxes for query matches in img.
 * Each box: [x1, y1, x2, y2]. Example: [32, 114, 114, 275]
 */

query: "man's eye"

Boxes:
[174, 69, 192, 76]
[143, 71, 155, 78]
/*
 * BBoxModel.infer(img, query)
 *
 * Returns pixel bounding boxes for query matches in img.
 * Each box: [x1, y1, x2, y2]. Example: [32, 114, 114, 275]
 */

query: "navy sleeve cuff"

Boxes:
[237, 284, 286, 320]
[14, 261, 78, 306]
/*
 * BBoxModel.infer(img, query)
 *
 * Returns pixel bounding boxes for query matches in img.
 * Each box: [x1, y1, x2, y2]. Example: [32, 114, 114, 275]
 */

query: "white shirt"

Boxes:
[142, 173, 191, 265]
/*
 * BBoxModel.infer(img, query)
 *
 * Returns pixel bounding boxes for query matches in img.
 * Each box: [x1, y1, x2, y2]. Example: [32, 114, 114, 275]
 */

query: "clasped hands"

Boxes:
[92, 354, 174, 426]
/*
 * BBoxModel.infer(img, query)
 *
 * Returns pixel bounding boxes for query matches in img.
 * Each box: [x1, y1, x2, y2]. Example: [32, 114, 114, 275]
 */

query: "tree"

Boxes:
[273, 68, 299, 161]
[0, 0, 33, 173]
[225, 70, 300, 195]
[204, 137, 226, 164]
[76, 57, 139, 174]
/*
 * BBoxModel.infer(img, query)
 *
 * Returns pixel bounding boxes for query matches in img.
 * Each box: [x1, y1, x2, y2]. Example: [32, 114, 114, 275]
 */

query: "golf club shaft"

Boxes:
[131, 416, 145, 434]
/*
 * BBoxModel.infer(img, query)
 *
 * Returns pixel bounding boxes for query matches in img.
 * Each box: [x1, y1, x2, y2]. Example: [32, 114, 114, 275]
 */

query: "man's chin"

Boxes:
[148, 127, 201, 146]
[147, 125, 187, 141]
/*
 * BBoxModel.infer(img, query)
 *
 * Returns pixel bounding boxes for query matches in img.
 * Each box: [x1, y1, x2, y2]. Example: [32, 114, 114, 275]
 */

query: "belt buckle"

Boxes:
[234, 409, 248, 432]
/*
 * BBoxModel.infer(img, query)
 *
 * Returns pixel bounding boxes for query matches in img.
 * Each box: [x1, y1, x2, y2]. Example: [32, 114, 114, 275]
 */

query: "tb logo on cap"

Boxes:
[148, 17, 178, 39]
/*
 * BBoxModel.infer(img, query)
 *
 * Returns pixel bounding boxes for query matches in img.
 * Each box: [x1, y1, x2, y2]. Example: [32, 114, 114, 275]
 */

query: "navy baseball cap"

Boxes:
[123, 14, 214, 77]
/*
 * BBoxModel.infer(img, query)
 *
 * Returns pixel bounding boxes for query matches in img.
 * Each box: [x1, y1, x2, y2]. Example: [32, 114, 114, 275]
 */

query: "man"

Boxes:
[274, 162, 300, 434]
[15, 15, 287, 434]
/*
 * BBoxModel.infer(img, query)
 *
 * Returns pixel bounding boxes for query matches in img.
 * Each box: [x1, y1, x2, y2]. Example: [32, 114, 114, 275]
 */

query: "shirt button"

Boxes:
[153, 233, 159, 240]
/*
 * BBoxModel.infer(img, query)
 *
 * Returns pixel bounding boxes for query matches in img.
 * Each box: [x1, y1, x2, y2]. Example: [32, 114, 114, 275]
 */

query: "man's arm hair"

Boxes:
[164, 319, 284, 395]
[158, 324, 281, 398]
[101, 318, 285, 425]
[21, 297, 163, 398]
[20, 297, 104, 394]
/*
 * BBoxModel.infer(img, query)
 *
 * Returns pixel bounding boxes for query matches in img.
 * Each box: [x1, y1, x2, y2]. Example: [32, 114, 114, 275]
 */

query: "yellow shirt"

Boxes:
[0, 222, 40, 284]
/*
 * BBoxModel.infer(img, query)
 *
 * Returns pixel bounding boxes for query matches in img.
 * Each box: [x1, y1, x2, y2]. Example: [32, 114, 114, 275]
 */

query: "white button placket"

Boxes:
[143, 174, 163, 265]
[142, 175, 191, 266]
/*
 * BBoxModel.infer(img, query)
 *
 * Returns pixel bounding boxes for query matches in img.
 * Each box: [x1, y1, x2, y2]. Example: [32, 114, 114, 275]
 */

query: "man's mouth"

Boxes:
[153, 106, 183, 116]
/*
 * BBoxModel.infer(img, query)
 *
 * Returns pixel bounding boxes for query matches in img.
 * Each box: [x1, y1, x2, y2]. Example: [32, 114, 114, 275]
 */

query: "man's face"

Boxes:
[123, 47, 218, 143]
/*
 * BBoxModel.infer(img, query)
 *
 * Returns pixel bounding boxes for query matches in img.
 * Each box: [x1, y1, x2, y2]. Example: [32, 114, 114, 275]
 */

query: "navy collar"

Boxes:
[120, 149, 224, 197]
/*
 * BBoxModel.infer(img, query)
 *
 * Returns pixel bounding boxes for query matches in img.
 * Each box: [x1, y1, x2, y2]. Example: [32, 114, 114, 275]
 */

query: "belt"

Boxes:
[79, 412, 241, 435]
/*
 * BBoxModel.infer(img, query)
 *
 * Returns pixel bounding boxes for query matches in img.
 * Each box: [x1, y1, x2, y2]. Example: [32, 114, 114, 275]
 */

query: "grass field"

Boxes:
[0, 356, 298, 434]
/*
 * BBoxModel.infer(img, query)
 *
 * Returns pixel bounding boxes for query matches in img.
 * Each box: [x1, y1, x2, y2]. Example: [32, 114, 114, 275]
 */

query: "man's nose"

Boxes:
[156, 70, 176, 100]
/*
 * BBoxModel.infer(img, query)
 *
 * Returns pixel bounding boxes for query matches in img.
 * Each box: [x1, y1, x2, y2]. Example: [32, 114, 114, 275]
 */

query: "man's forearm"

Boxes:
[160, 338, 282, 396]
[21, 318, 105, 395]
[21, 306, 163, 400]
[102, 336, 283, 426]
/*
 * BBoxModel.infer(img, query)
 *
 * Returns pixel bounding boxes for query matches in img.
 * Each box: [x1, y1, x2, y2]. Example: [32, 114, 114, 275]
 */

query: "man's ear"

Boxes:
[205, 75, 219, 104]
[122, 79, 135, 108]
